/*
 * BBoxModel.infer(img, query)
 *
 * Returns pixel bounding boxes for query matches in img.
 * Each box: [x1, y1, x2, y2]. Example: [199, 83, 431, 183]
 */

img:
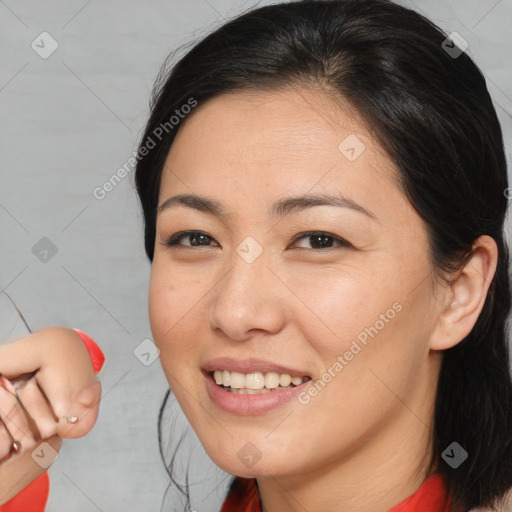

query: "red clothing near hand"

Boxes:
[0, 473, 50, 512]
[220, 473, 452, 512]
[73, 329, 106, 374]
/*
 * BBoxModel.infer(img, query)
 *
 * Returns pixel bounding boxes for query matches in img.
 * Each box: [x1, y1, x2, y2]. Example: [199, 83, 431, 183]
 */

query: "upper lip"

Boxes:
[203, 358, 311, 378]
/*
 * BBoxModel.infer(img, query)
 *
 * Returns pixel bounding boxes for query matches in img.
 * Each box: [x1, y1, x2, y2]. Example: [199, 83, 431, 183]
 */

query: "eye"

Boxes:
[162, 230, 352, 251]
[163, 230, 219, 248]
[289, 231, 352, 251]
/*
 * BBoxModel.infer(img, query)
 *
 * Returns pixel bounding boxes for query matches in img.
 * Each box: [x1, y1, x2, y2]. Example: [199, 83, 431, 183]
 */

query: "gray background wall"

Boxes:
[1, 1, 511, 511]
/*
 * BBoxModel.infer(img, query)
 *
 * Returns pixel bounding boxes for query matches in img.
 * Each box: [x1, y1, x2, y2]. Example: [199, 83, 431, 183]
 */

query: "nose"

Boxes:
[209, 251, 286, 342]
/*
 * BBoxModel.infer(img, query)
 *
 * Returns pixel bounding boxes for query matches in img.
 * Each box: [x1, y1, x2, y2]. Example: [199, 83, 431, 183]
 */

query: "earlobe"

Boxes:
[429, 235, 498, 351]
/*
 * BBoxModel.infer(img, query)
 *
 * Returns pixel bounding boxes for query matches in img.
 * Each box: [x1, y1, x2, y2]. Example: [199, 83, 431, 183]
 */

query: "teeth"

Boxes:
[264, 372, 280, 389]
[279, 374, 292, 387]
[229, 387, 272, 394]
[212, 369, 308, 391]
[238, 388, 266, 395]
[229, 371, 246, 389]
[245, 372, 265, 390]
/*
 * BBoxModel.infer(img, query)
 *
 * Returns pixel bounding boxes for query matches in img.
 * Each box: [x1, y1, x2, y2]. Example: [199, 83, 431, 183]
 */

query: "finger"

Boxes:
[0, 386, 35, 455]
[0, 420, 16, 461]
[0, 334, 43, 378]
[15, 378, 59, 441]
[12, 370, 102, 439]
[0, 328, 94, 379]
[55, 379, 102, 439]
[26, 375, 102, 439]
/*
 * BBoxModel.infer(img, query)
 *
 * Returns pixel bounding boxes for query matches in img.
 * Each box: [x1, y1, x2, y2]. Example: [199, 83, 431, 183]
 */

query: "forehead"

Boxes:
[160, 87, 401, 211]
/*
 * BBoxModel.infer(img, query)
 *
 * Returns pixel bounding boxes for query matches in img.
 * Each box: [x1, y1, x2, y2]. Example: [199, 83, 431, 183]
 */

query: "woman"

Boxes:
[1, 0, 511, 511]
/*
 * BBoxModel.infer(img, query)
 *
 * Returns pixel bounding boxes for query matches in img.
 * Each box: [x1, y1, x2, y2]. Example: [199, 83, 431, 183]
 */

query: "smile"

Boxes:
[203, 369, 312, 415]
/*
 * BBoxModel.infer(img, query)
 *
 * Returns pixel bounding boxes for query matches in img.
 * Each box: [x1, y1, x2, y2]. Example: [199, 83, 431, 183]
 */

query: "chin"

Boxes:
[203, 442, 302, 479]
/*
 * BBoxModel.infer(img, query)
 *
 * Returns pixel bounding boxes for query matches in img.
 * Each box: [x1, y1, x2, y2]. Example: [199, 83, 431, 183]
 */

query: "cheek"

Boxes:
[148, 263, 201, 377]
[148, 256, 205, 340]
[148, 267, 170, 346]
[291, 259, 430, 395]
[285, 263, 395, 360]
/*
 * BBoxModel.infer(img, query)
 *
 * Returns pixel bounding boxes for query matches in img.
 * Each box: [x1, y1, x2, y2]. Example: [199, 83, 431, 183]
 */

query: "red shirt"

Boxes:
[220, 473, 452, 512]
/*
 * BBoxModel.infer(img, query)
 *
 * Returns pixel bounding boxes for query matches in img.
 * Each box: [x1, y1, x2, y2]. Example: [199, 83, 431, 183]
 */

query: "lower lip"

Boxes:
[203, 371, 311, 415]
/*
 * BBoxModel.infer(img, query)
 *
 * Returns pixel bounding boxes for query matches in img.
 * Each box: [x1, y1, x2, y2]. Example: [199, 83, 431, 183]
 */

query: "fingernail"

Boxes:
[0, 376, 17, 395]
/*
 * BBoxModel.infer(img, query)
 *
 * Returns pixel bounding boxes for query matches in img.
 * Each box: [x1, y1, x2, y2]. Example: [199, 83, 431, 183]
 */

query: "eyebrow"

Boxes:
[158, 193, 376, 220]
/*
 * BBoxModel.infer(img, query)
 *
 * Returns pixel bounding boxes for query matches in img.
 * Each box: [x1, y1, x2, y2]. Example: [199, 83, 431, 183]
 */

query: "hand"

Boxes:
[0, 328, 102, 505]
[0, 327, 102, 439]
[0, 376, 62, 504]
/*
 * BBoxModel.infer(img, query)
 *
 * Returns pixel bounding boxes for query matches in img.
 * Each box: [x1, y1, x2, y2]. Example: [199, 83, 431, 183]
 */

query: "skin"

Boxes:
[149, 87, 497, 512]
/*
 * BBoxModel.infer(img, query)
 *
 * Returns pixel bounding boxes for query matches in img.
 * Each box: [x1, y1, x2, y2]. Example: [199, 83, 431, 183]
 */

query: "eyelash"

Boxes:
[162, 230, 353, 251]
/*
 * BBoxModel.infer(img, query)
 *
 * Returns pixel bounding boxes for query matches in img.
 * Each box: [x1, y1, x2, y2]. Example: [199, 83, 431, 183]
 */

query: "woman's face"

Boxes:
[149, 87, 443, 479]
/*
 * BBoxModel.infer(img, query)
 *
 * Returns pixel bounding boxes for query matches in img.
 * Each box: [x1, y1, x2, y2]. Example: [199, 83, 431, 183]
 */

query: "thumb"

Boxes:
[56, 380, 102, 439]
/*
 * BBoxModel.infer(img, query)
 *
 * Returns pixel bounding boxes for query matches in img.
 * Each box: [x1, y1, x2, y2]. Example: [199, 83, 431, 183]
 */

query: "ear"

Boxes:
[429, 235, 498, 351]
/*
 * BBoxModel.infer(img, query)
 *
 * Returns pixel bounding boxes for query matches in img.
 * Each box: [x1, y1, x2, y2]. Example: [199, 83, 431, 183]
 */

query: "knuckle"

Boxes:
[0, 437, 11, 459]
[75, 381, 102, 408]
[53, 398, 72, 416]
[23, 436, 37, 451]
[37, 420, 58, 440]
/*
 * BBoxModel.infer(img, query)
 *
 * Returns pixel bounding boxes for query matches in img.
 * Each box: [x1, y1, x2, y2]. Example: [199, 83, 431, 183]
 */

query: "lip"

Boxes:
[202, 357, 311, 378]
[203, 370, 312, 415]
